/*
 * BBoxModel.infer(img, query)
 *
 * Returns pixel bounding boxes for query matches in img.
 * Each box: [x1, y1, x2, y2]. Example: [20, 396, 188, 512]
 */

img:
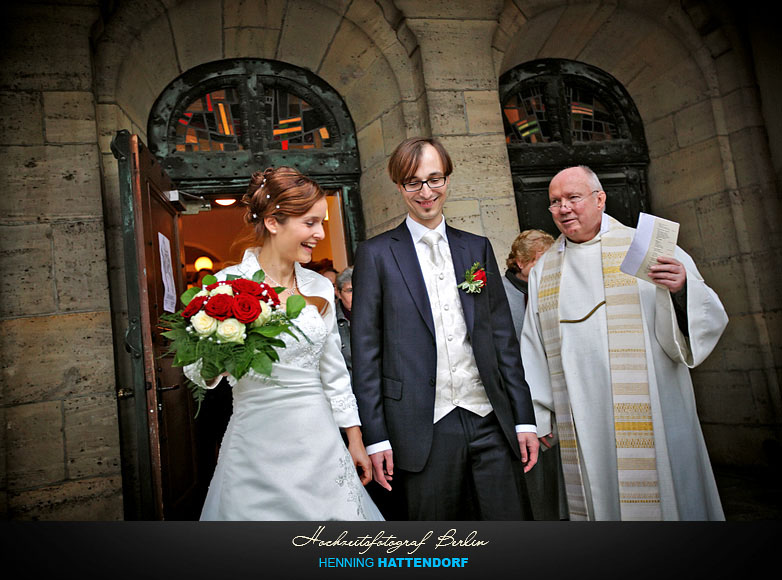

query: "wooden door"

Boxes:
[114, 130, 204, 519]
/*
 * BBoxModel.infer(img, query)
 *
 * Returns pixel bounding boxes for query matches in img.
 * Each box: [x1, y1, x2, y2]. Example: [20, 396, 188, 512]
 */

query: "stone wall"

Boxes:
[0, 0, 123, 519]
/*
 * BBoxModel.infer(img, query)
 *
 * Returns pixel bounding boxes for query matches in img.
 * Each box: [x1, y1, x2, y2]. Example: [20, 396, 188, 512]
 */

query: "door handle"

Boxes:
[156, 375, 180, 394]
[124, 317, 142, 359]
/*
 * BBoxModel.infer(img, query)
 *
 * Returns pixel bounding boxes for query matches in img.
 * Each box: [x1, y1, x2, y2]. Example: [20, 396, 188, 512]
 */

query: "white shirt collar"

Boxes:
[405, 214, 448, 244]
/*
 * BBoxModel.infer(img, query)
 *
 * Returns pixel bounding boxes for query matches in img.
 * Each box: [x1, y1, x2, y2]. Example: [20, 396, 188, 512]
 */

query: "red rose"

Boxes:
[204, 293, 234, 321]
[181, 295, 206, 319]
[232, 294, 262, 324]
[259, 283, 281, 307]
[473, 268, 487, 285]
[231, 278, 263, 297]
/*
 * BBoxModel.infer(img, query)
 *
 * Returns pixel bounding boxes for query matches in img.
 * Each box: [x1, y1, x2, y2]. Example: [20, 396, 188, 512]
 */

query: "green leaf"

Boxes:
[252, 269, 266, 283]
[173, 349, 198, 367]
[233, 347, 254, 379]
[201, 274, 218, 287]
[251, 352, 273, 376]
[225, 274, 240, 281]
[286, 294, 306, 318]
[201, 358, 223, 380]
[180, 286, 200, 306]
[161, 328, 189, 341]
[184, 380, 207, 418]
[250, 324, 286, 337]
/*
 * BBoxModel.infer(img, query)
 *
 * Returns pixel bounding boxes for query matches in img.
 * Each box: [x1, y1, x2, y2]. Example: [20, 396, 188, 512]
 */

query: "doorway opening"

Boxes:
[181, 189, 349, 288]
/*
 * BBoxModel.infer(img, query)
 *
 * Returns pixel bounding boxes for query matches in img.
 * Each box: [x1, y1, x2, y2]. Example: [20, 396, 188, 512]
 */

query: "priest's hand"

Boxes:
[648, 256, 686, 293]
[517, 432, 539, 472]
[539, 432, 554, 449]
[370, 449, 394, 491]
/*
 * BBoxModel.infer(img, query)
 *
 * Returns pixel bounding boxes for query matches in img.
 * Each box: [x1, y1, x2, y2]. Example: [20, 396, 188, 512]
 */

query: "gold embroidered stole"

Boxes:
[537, 216, 661, 520]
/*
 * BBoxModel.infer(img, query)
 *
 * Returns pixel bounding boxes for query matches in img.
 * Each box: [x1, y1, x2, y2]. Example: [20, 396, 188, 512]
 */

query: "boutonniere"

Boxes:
[457, 262, 487, 294]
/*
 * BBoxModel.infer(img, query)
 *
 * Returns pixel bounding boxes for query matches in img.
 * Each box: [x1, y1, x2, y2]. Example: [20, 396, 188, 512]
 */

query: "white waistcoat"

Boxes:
[412, 224, 493, 423]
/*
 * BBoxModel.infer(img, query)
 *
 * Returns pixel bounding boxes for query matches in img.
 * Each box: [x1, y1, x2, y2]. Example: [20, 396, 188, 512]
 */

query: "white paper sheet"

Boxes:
[158, 232, 177, 313]
[620, 212, 680, 285]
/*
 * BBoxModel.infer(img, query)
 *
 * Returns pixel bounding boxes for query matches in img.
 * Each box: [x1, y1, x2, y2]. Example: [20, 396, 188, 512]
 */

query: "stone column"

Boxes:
[398, 0, 518, 264]
[0, 1, 123, 519]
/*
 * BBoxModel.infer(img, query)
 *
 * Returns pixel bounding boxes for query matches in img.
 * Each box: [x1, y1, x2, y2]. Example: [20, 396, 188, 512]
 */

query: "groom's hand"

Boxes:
[370, 450, 394, 491]
[517, 432, 539, 473]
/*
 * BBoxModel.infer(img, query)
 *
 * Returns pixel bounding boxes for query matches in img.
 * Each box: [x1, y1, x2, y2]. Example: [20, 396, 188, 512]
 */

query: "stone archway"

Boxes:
[93, 0, 429, 238]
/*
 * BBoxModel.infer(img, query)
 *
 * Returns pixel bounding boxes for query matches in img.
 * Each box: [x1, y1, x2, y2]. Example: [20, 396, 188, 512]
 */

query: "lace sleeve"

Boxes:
[319, 316, 362, 428]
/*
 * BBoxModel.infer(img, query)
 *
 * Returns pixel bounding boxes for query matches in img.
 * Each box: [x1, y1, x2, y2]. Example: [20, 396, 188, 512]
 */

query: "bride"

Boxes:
[186, 166, 383, 521]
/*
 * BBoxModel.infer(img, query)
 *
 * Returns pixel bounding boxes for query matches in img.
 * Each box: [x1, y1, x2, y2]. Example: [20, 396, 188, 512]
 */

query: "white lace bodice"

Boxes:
[274, 304, 329, 370]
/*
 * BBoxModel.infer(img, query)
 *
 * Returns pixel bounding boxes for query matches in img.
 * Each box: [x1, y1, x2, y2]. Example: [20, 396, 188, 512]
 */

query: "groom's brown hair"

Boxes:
[387, 137, 453, 185]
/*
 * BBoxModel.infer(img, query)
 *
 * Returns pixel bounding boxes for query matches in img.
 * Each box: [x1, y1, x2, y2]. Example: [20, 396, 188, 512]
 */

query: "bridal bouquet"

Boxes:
[160, 270, 307, 415]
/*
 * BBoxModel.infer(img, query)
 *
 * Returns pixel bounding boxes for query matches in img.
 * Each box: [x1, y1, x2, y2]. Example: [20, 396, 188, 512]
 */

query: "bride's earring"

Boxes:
[264, 215, 278, 235]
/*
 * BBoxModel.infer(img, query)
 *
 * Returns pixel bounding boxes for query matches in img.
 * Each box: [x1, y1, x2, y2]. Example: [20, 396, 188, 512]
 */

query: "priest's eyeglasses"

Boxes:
[402, 176, 447, 192]
[548, 190, 600, 212]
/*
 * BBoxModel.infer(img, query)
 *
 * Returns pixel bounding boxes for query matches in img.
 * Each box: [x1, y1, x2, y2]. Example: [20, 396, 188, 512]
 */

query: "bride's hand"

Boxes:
[344, 426, 373, 485]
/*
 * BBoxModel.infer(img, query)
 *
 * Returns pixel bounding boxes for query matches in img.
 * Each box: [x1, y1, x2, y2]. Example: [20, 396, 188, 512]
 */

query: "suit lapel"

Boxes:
[446, 225, 475, 337]
[389, 222, 436, 337]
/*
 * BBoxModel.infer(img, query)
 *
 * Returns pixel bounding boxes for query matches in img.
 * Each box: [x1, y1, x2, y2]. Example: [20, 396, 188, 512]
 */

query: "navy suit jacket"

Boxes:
[351, 221, 536, 472]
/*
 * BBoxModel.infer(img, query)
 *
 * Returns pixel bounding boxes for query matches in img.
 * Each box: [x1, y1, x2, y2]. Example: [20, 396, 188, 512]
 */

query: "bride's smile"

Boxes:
[269, 197, 328, 265]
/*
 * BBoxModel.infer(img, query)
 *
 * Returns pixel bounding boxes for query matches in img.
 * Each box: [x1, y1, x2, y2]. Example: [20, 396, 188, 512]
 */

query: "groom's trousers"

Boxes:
[396, 407, 532, 520]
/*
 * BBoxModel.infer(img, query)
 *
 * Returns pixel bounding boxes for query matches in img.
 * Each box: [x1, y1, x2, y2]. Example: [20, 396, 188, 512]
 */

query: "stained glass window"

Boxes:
[503, 86, 551, 144]
[264, 88, 332, 150]
[567, 86, 619, 142]
[175, 88, 244, 152]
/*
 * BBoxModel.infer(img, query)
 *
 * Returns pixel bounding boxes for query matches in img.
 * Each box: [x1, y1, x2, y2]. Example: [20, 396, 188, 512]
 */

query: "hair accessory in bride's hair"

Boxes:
[275, 205, 280, 209]
[252, 213, 258, 220]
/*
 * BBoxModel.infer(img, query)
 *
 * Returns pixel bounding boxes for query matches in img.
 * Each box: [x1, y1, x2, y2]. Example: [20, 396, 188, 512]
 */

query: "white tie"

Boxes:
[421, 230, 444, 269]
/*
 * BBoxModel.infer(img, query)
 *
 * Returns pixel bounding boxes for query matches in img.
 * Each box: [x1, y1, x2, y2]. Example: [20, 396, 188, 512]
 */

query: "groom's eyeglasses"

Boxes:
[402, 176, 447, 192]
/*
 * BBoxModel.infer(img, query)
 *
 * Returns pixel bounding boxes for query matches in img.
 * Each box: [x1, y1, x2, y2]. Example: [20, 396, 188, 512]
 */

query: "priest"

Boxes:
[521, 165, 728, 520]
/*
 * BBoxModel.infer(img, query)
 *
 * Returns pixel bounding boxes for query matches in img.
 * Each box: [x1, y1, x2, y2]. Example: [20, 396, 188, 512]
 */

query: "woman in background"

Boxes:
[503, 229, 567, 521]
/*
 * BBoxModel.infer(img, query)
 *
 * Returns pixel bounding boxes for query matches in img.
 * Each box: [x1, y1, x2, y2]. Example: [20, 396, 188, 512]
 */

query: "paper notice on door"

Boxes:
[620, 212, 680, 285]
[158, 232, 177, 313]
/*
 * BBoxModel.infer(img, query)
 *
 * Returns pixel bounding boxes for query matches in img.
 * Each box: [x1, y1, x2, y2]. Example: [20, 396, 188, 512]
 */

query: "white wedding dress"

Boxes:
[197, 304, 384, 521]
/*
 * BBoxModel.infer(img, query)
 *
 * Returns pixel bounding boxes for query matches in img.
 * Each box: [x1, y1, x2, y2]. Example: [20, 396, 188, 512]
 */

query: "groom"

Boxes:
[351, 137, 538, 520]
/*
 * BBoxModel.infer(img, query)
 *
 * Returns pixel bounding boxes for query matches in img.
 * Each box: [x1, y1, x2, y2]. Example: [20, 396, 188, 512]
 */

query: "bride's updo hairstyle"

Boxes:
[242, 166, 326, 241]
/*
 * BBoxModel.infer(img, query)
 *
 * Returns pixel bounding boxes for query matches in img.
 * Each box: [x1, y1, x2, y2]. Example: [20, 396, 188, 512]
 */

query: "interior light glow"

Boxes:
[194, 256, 213, 271]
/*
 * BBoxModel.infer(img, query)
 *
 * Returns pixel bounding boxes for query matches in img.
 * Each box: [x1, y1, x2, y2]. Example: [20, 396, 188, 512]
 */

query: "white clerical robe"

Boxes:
[521, 216, 728, 520]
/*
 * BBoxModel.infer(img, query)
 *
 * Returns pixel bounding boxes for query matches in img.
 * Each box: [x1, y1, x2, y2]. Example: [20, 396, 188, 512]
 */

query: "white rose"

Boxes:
[194, 289, 209, 298]
[251, 300, 272, 327]
[216, 317, 246, 343]
[209, 284, 234, 297]
[191, 310, 218, 336]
